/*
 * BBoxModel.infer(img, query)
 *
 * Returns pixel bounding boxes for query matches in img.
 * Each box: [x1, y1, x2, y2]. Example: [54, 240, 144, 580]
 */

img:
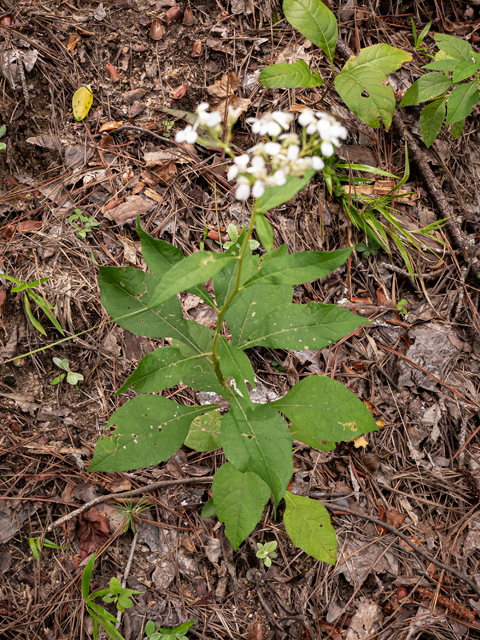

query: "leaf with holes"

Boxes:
[335, 44, 411, 129]
[185, 412, 221, 452]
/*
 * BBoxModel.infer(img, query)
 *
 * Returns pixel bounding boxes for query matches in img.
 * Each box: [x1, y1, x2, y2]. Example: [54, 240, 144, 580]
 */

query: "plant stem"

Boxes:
[211, 203, 259, 389]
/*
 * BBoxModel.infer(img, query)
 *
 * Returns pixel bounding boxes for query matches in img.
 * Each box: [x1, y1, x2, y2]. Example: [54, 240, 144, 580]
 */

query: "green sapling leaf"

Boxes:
[419, 98, 446, 148]
[259, 60, 323, 88]
[283, 0, 338, 65]
[185, 412, 221, 452]
[400, 73, 452, 107]
[445, 81, 479, 125]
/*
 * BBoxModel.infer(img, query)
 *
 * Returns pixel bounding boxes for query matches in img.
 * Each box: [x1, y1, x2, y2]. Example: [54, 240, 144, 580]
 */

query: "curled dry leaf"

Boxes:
[99, 121, 123, 132]
[128, 100, 145, 118]
[106, 62, 120, 81]
[170, 84, 187, 100]
[183, 5, 194, 25]
[206, 71, 251, 122]
[150, 18, 165, 40]
[192, 39, 202, 57]
[165, 4, 184, 21]
[103, 195, 153, 225]
[67, 34, 80, 51]
[1, 225, 15, 241]
[18, 220, 42, 233]
[102, 197, 124, 213]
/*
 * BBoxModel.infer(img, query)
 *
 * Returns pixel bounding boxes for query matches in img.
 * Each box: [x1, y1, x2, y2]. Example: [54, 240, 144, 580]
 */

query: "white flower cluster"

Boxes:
[298, 109, 348, 157]
[175, 103, 222, 144]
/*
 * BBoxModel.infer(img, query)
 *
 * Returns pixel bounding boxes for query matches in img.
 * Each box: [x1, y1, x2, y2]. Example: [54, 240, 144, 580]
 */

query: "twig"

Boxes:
[321, 502, 480, 596]
[47, 476, 214, 532]
[115, 532, 138, 629]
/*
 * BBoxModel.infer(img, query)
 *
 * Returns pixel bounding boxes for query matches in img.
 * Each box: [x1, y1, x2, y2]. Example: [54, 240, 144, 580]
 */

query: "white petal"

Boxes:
[227, 165, 239, 180]
[252, 180, 265, 198]
[306, 123, 317, 135]
[287, 145, 300, 161]
[235, 153, 250, 167]
[321, 141, 334, 157]
[266, 122, 282, 137]
[185, 128, 198, 144]
[250, 156, 265, 170]
[312, 156, 325, 170]
[205, 112, 222, 127]
[317, 119, 332, 138]
[298, 109, 315, 126]
[236, 183, 251, 200]
[197, 102, 209, 112]
[264, 142, 281, 156]
[273, 170, 287, 186]
[175, 130, 186, 143]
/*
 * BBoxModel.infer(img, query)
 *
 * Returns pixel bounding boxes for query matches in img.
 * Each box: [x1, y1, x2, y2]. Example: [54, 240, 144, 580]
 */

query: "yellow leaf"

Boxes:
[72, 85, 93, 122]
[353, 435, 369, 449]
[375, 418, 385, 429]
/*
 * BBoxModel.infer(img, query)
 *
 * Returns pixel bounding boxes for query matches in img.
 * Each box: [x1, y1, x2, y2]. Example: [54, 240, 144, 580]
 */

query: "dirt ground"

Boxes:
[1, 0, 480, 638]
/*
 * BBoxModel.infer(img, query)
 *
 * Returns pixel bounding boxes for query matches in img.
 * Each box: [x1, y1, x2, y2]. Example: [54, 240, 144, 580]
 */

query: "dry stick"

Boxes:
[334, 38, 480, 278]
[322, 502, 480, 597]
[47, 476, 214, 532]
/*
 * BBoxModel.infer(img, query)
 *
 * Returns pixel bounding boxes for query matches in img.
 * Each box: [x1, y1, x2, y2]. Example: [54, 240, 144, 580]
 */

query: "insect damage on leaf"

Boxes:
[72, 85, 93, 121]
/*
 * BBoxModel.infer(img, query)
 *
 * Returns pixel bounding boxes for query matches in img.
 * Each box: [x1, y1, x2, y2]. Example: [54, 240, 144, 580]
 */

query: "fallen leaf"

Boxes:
[206, 71, 251, 122]
[99, 121, 123, 132]
[108, 478, 131, 493]
[128, 101, 145, 118]
[78, 506, 111, 558]
[170, 84, 187, 100]
[144, 149, 190, 165]
[103, 195, 153, 225]
[150, 160, 177, 185]
[192, 39, 202, 57]
[26, 135, 59, 150]
[18, 220, 42, 233]
[0, 287, 5, 315]
[67, 34, 81, 51]
[144, 187, 164, 203]
[353, 435, 369, 449]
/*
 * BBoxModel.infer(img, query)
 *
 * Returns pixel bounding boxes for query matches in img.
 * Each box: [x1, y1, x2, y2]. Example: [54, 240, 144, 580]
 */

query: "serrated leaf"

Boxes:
[243, 247, 352, 287]
[259, 60, 323, 88]
[269, 375, 378, 443]
[335, 44, 411, 129]
[89, 396, 219, 472]
[149, 251, 236, 307]
[117, 347, 207, 394]
[283, 0, 338, 64]
[218, 337, 255, 400]
[255, 212, 274, 252]
[446, 81, 478, 125]
[400, 73, 452, 107]
[239, 302, 368, 350]
[434, 33, 473, 63]
[185, 411, 221, 451]
[212, 463, 271, 550]
[257, 170, 316, 213]
[284, 492, 337, 564]
[419, 97, 446, 148]
[452, 60, 479, 83]
[220, 398, 292, 507]
[136, 220, 215, 308]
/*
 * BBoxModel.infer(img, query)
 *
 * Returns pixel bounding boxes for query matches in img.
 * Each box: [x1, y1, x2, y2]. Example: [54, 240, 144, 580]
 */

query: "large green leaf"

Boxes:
[89, 396, 218, 472]
[257, 170, 315, 214]
[255, 212, 274, 252]
[185, 412, 221, 452]
[117, 347, 208, 394]
[335, 44, 411, 129]
[212, 463, 271, 550]
[434, 33, 473, 63]
[269, 375, 378, 443]
[137, 220, 215, 308]
[221, 399, 293, 507]
[99, 266, 197, 349]
[452, 60, 479, 84]
[243, 248, 352, 287]
[213, 252, 258, 309]
[284, 492, 337, 564]
[283, 0, 338, 65]
[259, 60, 323, 88]
[289, 426, 335, 451]
[218, 337, 255, 400]
[445, 81, 478, 125]
[400, 73, 452, 107]
[149, 251, 236, 307]
[239, 302, 368, 350]
[419, 98, 446, 148]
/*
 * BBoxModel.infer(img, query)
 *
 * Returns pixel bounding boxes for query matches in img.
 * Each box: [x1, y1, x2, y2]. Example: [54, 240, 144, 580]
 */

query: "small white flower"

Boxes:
[273, 169, 287, 186]
[287, 145, 300, 161]
[227, 154, 250, 180]
[228, 106, 242, 124]
[321, 140, 335, 157]
[227, 165, 239, 180]
[249, 155, 266, 175]
[312, 156, 325, 170]
[272, 112, 293, 129]
[306, 123, 317, 135]
[264, 142, 281, 156]
[236, 181, 251, 201]
[247, 112, 293, 137]
[298, 109, 316, 127]
[252, 180, 265, 198]
[175, 125, 198, 144]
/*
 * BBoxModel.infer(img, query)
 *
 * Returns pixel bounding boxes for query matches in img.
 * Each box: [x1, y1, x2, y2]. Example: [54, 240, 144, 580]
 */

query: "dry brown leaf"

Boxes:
[0, 287, 5, 316]
[144, 187, 164, 203]
[144, 149, 190, 165]
[101, 197, 124, 213]
[18, 220, 42, 233]
[206, 71, 251, 122]
[99, 121, 124, 132]
[1, 225, 15, 241]
[108, 478, 132, 493]
[345, 179, 417, 205]
[67, 34, 80, 51]
[103, 195, 153, 225]
[150, 160, 177, 185]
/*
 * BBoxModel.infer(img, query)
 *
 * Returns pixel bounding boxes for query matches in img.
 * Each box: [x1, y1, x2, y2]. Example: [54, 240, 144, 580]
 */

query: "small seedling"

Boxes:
[68, 209, 99, 239]
[0, 124, 6, 152]
[144, 620, 195, 640]
[82, 552, 141, 640]
[396, 299, 408, 316]
[114, 497, 151, 534]
[355, 238, 381, 258]
[25, 536, 68, 561]
[411, 17, 432, 52]
[256, 541, 277, 567]
[223, 224, 259, 251]
[0, 273, 64, 336]
[161, 119, 175, 137]
[271, 359, 285, 372]
[51, 357, 84, 386]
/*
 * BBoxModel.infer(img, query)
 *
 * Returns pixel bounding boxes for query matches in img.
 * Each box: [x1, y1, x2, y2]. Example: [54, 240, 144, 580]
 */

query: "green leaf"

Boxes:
[218, 337, 255, 400]
[269, 375, 378, 443]
[419, 98, 446, 148]
[450, 118, 464, 138]
[66, 371, 84, 385]
[255, 212, 275, 252]
[452, 60, 479, 83]
[29, 538, 41, 561]
[212, 463, 271, 550]
[434, 33, 473, 63]
[335, 164, 397, 178]
[289, 426, 335, 451]
[257, 170, 315, 213]
[0, 125, 6, 138]
[243, 247, 352, 287]
[145, 621, 156, 637]
[422, 57, 459, 72]
[220, 399, 292, 507]
[89, 396, 219, 472]
[136, 219, 215, 308]
[446, 81, 478, 125]
[239, 302, 367, 350]
[259, 60, 323, 88]
[117, 347, 207, 394]
[213, 245, 257, 308]
[185, 411, 221, 452]
[53, 357, 70, 371]
[201, 497, 216, 518]
[283, 0, 338, 65]
[284, 492, 337, 564]
[28, 291, 65, 335]
[82, 552, 96, 601]
[24, 293, 46, 335]
[400, 73, 452, 107]
[335, 44, 411, 129]
[149, 252, 236, 307]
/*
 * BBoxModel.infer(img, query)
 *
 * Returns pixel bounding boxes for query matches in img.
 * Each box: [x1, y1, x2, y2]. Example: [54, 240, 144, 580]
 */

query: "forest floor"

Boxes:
[1, 0, 480, 638]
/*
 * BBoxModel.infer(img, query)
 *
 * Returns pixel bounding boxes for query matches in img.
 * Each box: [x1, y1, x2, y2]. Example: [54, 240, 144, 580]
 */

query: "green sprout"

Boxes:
[396, 299, 408, 316]
[68, 209, 99, 239]
[411, 17, 432, 53]
[145, 620, 195, 640]
[256, 540, 278, 567]
[51, 357, 84, 386]
[0, 124, 6, 152]
[114, 497, 151, 534]
[25, 536, 68, 561]
[223, 224, 259, 251]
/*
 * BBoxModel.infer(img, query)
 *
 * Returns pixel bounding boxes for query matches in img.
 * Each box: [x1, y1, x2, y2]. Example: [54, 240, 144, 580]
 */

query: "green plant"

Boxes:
[25, 536, 68, 561]
[114, 497, 151, 534]
[82, 553, 141, 640]
[88, 104, 379, 565]
[259, 0, 411, 131]
[355, 238, 381, 258]
[396, 299, 408, 316]
[144, 620, 195, 640]
[411, 17, 432, 53]
[68, 209, 99, 238]
[222, 224, 259, 251]
[50, 357, 84, 385]
[256, 540, 278, 567]
[161, 119, 175, 137]
[0, 273, 64, 336]
[0, 124, 6, 152]
[400, 32, 480, 146]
